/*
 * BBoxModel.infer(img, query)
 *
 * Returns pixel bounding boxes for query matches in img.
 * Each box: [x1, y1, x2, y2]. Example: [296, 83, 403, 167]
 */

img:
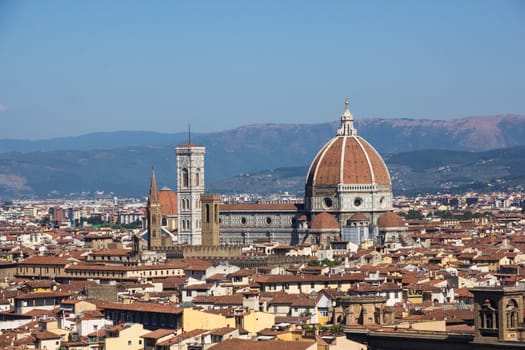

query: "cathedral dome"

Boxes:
[159, 187, 178, 216]
[377, 211, 405, 228]
[306, 101, 390, 189]
[349, 213, 369, 222]
[310, 212, 339, 230]
[304, 100, 393, 223]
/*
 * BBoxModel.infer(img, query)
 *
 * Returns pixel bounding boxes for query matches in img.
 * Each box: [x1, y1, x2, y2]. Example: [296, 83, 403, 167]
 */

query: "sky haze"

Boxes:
[0, 0, 524, 139]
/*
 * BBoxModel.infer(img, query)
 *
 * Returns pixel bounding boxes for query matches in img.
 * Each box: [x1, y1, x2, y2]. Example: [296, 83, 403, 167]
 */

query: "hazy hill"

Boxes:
[1, 114, 525, 198]
[2, 114, 524, 154]
[208, 146, 525, 196]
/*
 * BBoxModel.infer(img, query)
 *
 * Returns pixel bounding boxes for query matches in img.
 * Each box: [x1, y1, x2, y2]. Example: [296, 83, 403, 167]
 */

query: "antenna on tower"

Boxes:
[188, 124, 191, 144]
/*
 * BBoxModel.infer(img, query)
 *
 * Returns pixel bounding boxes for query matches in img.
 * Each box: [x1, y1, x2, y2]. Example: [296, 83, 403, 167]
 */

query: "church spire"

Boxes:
[148, 167, 160, 203]
[337, 99, 357, 136]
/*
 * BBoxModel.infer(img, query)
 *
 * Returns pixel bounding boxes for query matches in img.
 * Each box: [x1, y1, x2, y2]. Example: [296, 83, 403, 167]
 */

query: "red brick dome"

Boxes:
[349, 213, 369, 222]
[306, 135, 390, 188]
[377, 211, 405, 228]
[159, 187, 178, 216]
[310, 212, 339, 230]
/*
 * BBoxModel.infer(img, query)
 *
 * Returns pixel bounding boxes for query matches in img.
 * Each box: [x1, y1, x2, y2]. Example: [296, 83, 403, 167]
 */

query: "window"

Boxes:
[128, 340, 132, 346]
[480, 298, 497, 330]
[182, 168, 189, 187]
[506, 299, 519, 329]
[320, 310, 328, 317]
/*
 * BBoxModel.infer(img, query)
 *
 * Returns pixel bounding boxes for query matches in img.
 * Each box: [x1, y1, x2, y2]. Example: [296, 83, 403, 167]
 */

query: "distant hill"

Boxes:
[1, 114, 525, 198]
[208, 146, 525, 196]
[0, 131, 190, 152]
[2, 114, 525, 154]
[1, 144, 524, 199]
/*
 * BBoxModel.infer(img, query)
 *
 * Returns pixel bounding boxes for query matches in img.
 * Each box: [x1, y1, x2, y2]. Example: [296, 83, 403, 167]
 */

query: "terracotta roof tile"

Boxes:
[208, 338, 314, 350]
[159, 189, 178, 216]
[310, 212, 339, 230]
[306, 135, 391, 187]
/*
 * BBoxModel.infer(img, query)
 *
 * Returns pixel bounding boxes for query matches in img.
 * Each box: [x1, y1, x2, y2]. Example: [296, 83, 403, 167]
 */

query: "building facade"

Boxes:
[217, 100, 394, 245]
[176, 143, 205, 245]
[147, 100, 395, 248]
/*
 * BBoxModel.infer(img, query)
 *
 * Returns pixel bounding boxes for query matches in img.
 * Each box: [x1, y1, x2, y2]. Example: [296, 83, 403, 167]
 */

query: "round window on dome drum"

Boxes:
[240, 217, 247, 225]
[266, 217, 272, 225]
[354, 197, 362, 207]
[323, 197, 333, 208]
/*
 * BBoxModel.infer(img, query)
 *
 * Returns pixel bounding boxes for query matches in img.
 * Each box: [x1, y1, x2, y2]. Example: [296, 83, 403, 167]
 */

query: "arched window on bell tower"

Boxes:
[182, 168, 189, 188]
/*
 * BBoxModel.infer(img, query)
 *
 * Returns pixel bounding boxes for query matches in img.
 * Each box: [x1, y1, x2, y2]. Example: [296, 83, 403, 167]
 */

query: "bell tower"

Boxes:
[176, 140, 205, 245]
[147, 168, 162, 249]
[472, 286, 525, 343]
[201, 194, 220, 246]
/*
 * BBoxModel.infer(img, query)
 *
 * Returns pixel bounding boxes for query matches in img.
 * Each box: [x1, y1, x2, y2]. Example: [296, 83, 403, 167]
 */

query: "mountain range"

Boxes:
[210, 146, 525, 196]
[1, 114, 524, 199]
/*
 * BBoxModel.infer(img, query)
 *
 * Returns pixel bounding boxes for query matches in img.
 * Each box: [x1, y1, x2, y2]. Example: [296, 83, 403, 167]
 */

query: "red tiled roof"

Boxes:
[306, 136, 390, 187]
[220, 203, 301, 212]
[159, 189, 178, 216]
[96, 301, 183, 314]
[32, 330, 61, 340]
[157, 328, 207, 346]
[90, 249, 132, 256]
[378, 212, 405, 228]
[310, 212, 339, 230]
[141, 328, 176, 339]
[19, 256, 70, 266]
[208, 338, 314, 350]
[15, 291, 71, 300]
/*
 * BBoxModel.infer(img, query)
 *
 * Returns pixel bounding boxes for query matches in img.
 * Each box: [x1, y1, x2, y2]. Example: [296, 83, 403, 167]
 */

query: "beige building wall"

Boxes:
[105, 324, 148, 350]
[384, 320, 446, 332]
[183, 308, 235, 331]
[37, 337, 61, 350]
[242, 311, 275, 336]
[73, 301, 97, 314]
[263, 280, 353, 294]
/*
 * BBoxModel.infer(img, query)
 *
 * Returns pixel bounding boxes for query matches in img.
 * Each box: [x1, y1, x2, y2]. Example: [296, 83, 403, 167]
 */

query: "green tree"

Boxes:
[405, 210, 423, 220]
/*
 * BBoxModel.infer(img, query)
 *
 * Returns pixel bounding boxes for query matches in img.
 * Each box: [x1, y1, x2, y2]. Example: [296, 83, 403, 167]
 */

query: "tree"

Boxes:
[405, 210, 423, 220]
[87, 216, 104, 225]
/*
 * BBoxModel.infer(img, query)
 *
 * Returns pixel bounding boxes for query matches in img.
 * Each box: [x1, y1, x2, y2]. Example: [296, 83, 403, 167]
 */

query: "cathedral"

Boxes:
[146, 100, 400, 249]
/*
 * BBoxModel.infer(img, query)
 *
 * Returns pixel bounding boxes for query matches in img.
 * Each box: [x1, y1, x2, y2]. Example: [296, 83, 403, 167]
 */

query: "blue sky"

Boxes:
[0, 0, 524, 139]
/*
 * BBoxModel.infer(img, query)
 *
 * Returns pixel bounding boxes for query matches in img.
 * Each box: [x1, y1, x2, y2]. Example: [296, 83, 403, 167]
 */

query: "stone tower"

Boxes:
[147, 168, 162, 249]
[176, 142, 205, 245]
[201, 194, 220, 246]
[471, 286, 525, 343]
